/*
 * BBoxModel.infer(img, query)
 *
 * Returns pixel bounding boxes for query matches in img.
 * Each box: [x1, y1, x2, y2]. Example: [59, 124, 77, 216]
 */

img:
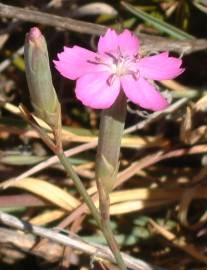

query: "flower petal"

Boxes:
[98, 29, 119, 54]
[54, 46, 98, 80]
[121, 75, 168, 111]
[75, 72, 120, 109]
[138, 52, 184, 80]
[118, 29, 139, 55]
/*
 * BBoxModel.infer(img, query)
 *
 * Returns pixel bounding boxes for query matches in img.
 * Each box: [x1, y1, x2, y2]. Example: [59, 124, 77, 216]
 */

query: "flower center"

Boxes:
[88, 49, 140, 86]
[107, 52, 137, 76]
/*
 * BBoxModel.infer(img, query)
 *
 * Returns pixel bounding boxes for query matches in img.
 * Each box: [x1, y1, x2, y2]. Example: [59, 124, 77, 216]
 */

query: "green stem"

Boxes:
[57, 150, 127, 270]
[98, 181, 127, 270]
[57, 151, 101, 225]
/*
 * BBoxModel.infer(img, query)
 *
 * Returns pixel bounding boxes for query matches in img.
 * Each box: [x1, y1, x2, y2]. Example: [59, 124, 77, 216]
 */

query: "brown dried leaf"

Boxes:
[195, 95, 207, 112]
[180, 106, 207, 144]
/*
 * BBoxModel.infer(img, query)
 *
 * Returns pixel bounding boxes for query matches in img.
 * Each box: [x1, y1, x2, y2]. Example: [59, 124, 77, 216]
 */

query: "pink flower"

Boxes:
[54, 29, 184, 111]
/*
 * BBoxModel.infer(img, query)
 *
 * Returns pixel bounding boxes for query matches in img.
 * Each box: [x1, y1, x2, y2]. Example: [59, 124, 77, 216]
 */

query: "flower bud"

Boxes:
[24, 27, 60, 128]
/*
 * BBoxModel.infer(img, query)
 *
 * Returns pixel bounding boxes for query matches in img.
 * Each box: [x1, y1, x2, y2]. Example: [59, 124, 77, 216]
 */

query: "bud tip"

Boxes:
[29, 27, 42, 40]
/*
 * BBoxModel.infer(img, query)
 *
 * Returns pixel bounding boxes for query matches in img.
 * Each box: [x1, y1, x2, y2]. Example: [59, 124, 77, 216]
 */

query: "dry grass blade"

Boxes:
[0, 177, 80, 211]
[124, 97, 188, 134]
[4, 141, 97, 185]
[0, 211, 164, 270]
[110, 200, 168, 215]
[149, 219, 207, 264]
[195, 94, 207, 112]
[30, 209, 65, 225]
[0, 194, 46, 208]
[179, 185, 207, 229]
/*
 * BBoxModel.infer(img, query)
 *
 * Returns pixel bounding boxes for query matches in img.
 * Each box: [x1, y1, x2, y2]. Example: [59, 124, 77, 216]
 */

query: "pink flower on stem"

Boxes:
[54, 29, 184, 111]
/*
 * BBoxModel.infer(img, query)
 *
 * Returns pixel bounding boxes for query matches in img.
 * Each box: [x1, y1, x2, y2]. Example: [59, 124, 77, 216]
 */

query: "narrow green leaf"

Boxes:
[1, 154, 46, 165]
[121, 2, 194, 40]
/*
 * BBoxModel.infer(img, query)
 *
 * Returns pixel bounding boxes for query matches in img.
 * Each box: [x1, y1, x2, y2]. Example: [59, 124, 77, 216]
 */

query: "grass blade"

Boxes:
[121, 2, 194, 40]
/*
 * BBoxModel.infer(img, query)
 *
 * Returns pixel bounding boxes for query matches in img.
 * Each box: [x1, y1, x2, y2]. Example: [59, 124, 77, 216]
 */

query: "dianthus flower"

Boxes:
[54, 29, 184, 111]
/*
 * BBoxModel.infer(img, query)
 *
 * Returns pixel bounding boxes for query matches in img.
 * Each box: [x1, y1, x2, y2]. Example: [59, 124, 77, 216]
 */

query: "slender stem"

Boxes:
[103, 221, 127, 269]
[98, 179, 127, 270]
[57, 150, 127, 270]
[57, 150, 101, 226]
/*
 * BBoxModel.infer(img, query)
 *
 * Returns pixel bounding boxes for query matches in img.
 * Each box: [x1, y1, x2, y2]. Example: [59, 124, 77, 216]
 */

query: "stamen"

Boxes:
[87, 56, 102, 65]
[95, 56, 102, 62]
[117, 46, 123, 57]
[135, 53, 141, 62]
[87, 60, 100, 65]
[104, 52, 118, 64]
[106, 74, 116, 86]
[128, 70, 140, 81]
[87, 58, 110, 68]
